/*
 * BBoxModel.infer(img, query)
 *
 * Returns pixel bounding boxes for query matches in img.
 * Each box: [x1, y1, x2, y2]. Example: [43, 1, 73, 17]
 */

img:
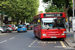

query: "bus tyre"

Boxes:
[26, 30, 27, 32]
[35, 36, 37, 38]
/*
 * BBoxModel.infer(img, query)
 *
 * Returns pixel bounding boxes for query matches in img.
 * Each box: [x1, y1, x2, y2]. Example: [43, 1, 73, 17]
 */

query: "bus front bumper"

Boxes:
[41, 35, 66, 39]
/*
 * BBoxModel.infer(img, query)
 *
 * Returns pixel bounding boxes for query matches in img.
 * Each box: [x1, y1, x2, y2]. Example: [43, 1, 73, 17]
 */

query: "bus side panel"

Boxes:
[36, 25, 41, 38]
[33, 26, 37, 37]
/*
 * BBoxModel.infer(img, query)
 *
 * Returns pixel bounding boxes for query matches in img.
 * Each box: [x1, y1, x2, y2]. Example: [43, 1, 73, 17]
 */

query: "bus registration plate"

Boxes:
[51, 37, 57, 38]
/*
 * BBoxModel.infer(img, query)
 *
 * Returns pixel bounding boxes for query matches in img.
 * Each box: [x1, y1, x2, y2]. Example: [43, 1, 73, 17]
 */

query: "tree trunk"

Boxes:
[23, 17, 25, 24]
[1, 6, 3, 26]
[17, 17, 19, 25]
[24, 17, 26, 24]
[11, 17, 14, 24]
[25, 19, 26, 24]
[21, 19, 23, 24]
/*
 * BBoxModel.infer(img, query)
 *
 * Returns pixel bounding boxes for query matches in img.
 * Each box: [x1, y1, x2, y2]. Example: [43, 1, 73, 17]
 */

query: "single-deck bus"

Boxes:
[33, 12, 66, 39]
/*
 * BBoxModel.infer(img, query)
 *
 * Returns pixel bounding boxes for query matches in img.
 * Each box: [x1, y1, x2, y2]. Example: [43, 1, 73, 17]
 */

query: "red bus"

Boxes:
[33, 12, 66, 39]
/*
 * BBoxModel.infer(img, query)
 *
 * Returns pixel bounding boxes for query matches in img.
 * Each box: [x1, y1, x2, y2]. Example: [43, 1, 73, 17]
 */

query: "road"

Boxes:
[0, 30, 74, 50]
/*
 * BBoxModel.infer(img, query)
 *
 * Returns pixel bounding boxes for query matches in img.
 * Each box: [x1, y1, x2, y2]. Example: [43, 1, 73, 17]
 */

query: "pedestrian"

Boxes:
[66, 22, 68, 28]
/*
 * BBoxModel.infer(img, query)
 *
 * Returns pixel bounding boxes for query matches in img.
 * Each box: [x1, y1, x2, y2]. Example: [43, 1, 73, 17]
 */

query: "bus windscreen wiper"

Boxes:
[57, 24, 60, 30]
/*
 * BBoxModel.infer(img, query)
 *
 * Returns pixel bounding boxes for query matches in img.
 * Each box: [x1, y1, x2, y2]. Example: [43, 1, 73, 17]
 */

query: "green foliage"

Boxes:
[43, 0, 51, 3]
[0, 0, 39, 22]
[45, 5, 64, 12]
[43, 0, 72, 8]
[43, 0, 72, 17]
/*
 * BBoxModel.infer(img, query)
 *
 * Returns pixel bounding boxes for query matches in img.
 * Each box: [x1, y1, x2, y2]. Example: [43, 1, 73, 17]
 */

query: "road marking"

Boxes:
[55, 46, 64, 48]
[44, 42, 46, 43]
[54, 41, 56, 43]
[48, 42, 51, 43]
[60, 41, 66, 47]
[51, 42, 53, 43]
[65, 47, 75, 49]
[0, 40, 7, 44]
[55, 46, 75, 49]
[10, 37, 15, 40]
[0, 33, 8, 35]
[28, 39, 37, 47]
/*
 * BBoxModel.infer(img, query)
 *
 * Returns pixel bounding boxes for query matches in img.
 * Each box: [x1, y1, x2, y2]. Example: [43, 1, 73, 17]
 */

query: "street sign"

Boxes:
[72, 17, 75, 31]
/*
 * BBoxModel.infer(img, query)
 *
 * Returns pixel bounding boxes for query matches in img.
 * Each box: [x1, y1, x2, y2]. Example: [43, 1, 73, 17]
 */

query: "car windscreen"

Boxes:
[18, 25, 24, 28]
[27, 25, 31, 27]
[1, 26, 8, 28]
[1, 26, 6, 28]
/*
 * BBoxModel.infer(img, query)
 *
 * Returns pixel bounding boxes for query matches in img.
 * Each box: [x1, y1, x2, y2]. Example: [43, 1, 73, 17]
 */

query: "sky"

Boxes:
[38, 0, 49, 12]
[38, 0, 44, 12]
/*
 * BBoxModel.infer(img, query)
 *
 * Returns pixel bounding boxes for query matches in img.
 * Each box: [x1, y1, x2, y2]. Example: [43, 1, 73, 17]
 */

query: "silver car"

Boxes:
[0, 26, 12, 33]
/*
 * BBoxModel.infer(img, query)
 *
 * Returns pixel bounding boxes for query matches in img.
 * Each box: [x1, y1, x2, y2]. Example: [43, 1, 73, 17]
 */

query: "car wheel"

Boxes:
[25, 30, 27, 32]
[6, 30, 10, 33]
[0, 30, 2, 33]
[17, 31, 20, 33]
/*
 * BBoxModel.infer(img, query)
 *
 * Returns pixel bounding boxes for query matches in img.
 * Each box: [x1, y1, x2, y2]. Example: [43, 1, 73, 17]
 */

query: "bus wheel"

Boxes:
[35, 36, 37, 38]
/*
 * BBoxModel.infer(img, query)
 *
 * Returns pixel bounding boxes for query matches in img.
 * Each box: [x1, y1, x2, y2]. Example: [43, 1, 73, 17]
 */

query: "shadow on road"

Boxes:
[37, 38, 65, 41]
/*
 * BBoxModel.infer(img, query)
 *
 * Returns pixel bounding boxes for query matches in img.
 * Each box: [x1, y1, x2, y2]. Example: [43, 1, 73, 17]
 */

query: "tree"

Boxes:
[45, 5, 64, 12]
[43, 0, 72, 17]
[0, 0, 39, 25]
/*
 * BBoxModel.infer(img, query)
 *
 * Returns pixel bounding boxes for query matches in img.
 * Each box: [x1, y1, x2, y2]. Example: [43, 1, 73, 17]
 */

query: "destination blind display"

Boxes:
[44, 13, 62, 17]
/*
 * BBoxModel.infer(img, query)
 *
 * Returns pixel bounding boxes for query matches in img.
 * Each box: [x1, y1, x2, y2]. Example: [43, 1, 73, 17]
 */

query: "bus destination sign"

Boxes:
[44, 13, 62, 17]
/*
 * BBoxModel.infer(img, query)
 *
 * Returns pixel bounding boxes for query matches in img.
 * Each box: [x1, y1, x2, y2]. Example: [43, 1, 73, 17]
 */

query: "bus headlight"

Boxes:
[61, 33, 65, 35]
[42, 34, 46, 36]
[61, 33, 66, 35]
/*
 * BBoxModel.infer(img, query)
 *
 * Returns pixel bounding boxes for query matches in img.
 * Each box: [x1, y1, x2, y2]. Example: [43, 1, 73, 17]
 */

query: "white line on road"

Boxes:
[54, 46, 65, 48]
[0, 33, 8, 35]
[0, 40, 7, 44]
[10, 37, 15, 40]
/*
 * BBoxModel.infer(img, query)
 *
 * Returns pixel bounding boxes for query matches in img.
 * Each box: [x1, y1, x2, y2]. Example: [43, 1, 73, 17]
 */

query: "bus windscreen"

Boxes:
[41, 18, 65, 29]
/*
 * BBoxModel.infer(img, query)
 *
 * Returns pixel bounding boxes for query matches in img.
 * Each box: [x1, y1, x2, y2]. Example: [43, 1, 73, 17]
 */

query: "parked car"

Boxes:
[15, 26, 18, 30]
[12, 25, 18, 30]
[0, 26, 12, 33]
[5, 24, 16, 31]
[27, 25, 33, 30]
[17, 25, 27, 32]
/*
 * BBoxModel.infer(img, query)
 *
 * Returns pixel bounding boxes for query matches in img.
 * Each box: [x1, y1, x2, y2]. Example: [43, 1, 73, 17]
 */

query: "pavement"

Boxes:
[65, 28, 75, 48]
